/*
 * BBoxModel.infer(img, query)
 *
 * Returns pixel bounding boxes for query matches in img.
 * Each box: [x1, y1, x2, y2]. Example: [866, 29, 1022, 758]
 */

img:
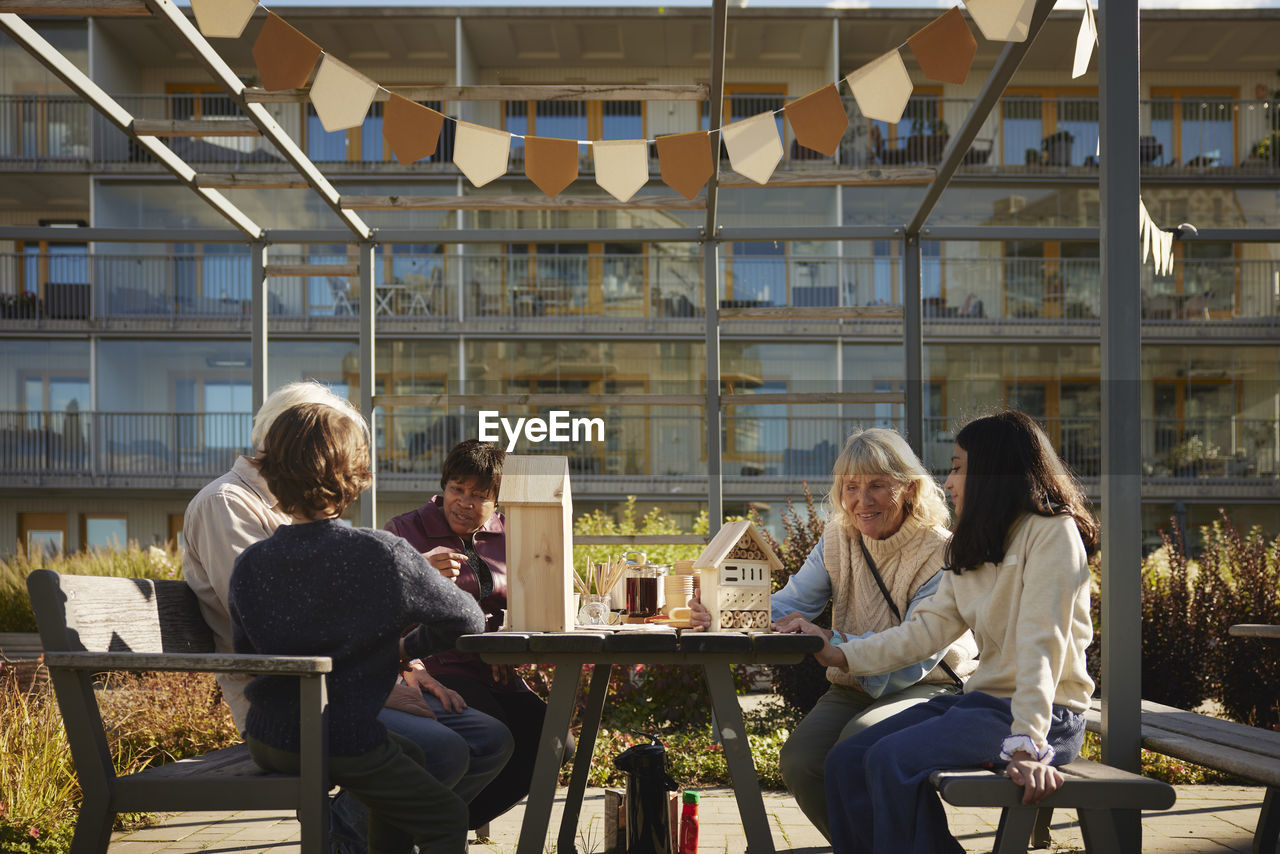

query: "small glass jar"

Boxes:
[578, 593, 613, 625]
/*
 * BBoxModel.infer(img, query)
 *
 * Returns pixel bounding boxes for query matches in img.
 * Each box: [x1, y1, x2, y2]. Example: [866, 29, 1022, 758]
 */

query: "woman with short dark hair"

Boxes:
[818, 410, 1098, 854]
[386, 438, 566, 829]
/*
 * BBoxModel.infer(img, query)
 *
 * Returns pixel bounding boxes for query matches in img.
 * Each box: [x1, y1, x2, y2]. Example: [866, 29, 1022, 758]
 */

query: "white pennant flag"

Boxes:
[846, 51, 913, 125]
[1161, 230, 1176, 276]
[1140, 202, 1153, 264]
[191, 0, 258, 39]
[721, 112, 784, 185]
[1072, 3, 1097, 79]
[454, 121, 511, 188]
[310, 55, 377, 132]
[593, 139, 649, 203]
[964, 0, 1037, 43]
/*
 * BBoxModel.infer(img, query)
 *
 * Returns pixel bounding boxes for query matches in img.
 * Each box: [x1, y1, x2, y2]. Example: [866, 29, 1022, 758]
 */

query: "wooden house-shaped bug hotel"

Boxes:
[693, 520, 782, 630]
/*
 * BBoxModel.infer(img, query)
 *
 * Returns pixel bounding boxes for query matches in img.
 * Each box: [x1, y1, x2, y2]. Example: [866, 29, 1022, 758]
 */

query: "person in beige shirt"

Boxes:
[803, 411, 1099, 854]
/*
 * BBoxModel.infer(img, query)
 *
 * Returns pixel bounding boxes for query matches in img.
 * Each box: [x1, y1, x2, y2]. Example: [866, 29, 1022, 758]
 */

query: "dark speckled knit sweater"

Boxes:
[229, 519, 485, 757]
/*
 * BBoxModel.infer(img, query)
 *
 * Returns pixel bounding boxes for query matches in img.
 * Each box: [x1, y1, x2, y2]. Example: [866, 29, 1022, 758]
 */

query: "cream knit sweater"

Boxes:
[823, 516, 978, 690]
[835, 512, 1095, 750]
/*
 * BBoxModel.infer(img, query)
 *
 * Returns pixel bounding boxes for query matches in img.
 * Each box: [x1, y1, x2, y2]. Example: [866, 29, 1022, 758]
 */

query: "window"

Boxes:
[870, 89, 942, 164]
[82, 515, 127, 551]
[20, 513, 66, 558]
[1002, 88, 1098, 167]
[1150, 87, 1237, 167]
[1002, 240, 1100, 318]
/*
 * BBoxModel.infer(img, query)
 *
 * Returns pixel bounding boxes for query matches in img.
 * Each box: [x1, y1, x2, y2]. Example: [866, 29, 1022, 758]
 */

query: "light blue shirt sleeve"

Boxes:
[770, 537, 831, 621]
[850, 570, 951, 698]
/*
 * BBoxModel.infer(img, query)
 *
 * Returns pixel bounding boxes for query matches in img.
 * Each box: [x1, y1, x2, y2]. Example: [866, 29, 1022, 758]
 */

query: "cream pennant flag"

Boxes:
[1072, 3, 1097, 79]
[310, 55, 378, 132]
[1161, 230, 1175, 276]
[454, 121, 511, 188]
[846, 51, 913, 125]
[721, 112, 783, 185]
[191, 0, 257, 39]
[593, 139, 649, 203]
[1140, 201, 1153, 264]
[964, 0, 1037, 43]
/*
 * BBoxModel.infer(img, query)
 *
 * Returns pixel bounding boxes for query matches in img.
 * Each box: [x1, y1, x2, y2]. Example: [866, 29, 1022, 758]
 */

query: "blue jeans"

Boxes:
[332, 689, 514, 853]
[825, 690, 1085, 854]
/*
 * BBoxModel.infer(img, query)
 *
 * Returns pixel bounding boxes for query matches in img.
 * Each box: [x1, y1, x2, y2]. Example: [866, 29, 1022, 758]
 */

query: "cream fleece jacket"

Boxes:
[835, 512, 1095, 751]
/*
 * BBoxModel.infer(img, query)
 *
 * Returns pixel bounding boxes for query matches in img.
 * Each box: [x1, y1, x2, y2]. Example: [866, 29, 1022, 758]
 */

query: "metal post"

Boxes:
[1099, 0, 1143, 777]
[250, 241, 268, 415]
[703, 0, 728, 531]
[902, 233, 924, 457]
[359, 241, 377, 528]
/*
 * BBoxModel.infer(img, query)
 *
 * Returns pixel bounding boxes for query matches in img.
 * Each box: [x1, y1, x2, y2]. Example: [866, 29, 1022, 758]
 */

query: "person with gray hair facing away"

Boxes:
[689, 427, 978, 840]
[183, 381, 512, 851]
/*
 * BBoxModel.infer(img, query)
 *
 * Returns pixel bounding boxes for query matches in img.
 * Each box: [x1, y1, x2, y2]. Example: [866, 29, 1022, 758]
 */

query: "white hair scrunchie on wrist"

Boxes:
[1000, 734, 1055, 765]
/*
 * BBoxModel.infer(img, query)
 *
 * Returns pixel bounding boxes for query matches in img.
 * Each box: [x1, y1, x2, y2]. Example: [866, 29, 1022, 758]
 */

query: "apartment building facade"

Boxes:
[1, 3, 1278, 556]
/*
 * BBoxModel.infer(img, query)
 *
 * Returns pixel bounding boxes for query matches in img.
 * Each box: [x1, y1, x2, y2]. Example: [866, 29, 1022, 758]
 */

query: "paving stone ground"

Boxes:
[108, 783, 1265, 853]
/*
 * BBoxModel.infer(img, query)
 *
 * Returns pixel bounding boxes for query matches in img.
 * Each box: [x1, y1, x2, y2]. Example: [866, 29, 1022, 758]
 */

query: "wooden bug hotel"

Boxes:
[498, 454, 575, 632]
[693, 520, 782, 630]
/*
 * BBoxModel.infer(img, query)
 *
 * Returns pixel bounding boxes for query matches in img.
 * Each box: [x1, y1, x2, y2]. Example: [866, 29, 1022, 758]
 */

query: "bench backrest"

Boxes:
[26, 569, 218, 795]
[27, 569, 214, 655]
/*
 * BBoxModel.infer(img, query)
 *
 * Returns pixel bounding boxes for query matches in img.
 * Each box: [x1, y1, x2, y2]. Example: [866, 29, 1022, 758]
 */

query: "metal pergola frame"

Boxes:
[13, 0, 1272, 808]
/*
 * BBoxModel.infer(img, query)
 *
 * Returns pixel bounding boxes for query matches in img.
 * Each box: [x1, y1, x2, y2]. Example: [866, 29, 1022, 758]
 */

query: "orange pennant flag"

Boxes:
[253, 12, 322, 92]
[525, 136, 580, 198]
[656, 131, 713, 200]
[784, 84, 849, 158]
[907, 7, 977, 86]
[383, 94, 445, 165]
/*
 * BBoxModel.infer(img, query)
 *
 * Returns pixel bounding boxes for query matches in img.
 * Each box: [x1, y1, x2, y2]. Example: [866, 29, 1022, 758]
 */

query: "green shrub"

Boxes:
[1196, 513, 1280, 729]
[0, 543, 182, 632]
[1140, 526, 1210, 710]
[0, 664, 238, 850]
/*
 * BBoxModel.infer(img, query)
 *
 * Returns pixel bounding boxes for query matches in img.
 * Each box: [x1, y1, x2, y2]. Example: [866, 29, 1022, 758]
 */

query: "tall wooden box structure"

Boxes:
[499, 454, 575, 632]
[693, 520, 782, 630]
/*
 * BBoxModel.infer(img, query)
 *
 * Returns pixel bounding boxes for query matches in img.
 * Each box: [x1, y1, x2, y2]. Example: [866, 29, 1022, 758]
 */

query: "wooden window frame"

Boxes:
[20, 512, 67, 557]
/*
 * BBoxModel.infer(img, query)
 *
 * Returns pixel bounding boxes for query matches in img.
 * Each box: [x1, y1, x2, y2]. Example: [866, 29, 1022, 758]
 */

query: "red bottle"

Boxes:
[679, 791, 700, 854]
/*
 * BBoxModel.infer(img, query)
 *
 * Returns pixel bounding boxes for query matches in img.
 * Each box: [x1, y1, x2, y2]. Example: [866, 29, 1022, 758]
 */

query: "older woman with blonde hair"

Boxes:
[691, 426, 978, 840]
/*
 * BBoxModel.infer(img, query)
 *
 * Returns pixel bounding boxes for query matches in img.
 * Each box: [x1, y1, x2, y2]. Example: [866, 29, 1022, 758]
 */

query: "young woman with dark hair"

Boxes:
[808, 410, 1097, 854]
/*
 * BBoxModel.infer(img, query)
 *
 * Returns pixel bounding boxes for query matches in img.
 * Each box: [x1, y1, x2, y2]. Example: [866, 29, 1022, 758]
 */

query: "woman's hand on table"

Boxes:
[1005, 752, 1064, 804]
[687, 591, 712, 631]
[402, 666, 468, 714]
[424, 546, 465, 582]
[772, 613, 845, 667]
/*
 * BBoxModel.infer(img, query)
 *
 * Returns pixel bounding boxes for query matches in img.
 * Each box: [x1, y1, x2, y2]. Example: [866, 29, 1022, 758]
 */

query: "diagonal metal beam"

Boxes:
[142, 0, 372, 240]
[0, 13, 263, 239]
[703, 0, 728, 533]
[905, 0, 1058, 236]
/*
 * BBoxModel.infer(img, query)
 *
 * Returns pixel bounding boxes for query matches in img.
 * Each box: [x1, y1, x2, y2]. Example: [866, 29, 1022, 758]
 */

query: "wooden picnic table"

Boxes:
[1229, 623, 1280, 639]
[456, 628, 821, 854]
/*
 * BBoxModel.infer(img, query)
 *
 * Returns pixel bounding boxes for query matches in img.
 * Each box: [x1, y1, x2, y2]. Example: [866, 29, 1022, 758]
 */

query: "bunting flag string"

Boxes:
[225, 0, 1036, 199]
[204, 0, 1175, 272]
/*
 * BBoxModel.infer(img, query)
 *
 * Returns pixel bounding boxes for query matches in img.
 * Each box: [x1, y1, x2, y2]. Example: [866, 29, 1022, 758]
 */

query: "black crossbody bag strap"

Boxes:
[859, 540, 964, 691]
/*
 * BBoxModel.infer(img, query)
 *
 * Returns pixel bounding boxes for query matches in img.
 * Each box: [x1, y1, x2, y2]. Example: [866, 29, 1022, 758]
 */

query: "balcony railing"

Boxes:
[4, 92, 1277, 177]
[3, 410, 1275, 486]
[5, 251, 1275, 325]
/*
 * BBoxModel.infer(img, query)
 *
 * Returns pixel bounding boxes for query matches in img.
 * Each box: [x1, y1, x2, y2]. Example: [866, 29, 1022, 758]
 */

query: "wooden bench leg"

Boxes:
[1031, 808, 1053, 849]
[69, 795, 113, 854]
[992, 807, 1038, 854]
[1078, 807, 1139, 854]
[1255, 785, 1279, 854]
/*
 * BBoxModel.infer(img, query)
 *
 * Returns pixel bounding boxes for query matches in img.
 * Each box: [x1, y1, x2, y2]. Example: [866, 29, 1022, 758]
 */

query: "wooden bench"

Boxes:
[26, 569, 333, 854]
[0, 630, 44, 659]
[1084, 698, 1280, 853]
[932, 757, 1175, 853]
